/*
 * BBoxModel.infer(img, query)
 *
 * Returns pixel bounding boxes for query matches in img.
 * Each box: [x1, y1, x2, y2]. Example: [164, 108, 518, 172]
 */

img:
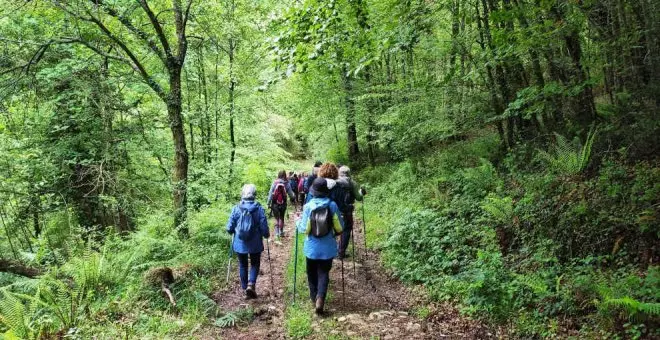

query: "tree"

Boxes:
[38, 0, 195, 235]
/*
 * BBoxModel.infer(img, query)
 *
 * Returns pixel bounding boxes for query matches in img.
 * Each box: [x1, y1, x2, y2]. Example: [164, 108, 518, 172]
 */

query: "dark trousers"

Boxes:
[339, 209, 354, 255]
[272, 203, 286, 236]
[306, 258, 333, 302]
[237, 252, 261, 290]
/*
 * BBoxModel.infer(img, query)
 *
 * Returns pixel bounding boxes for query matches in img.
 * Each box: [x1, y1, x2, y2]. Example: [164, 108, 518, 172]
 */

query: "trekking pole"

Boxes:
[361, 200, 368, 253]
[225, 237, 234, 285]
[341, 255, 346, 308]
[292, 232, 299, 305]
[266, 238, 275, 297]
[351, 227, 357, 278]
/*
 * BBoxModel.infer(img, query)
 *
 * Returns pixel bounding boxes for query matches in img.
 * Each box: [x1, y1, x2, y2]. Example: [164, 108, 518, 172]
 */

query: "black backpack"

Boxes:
[310, 206, 332, 238]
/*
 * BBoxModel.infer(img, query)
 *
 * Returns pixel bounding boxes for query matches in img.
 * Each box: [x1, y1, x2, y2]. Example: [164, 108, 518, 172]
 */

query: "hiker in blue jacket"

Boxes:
[226, 184, 270, 299]
[296, 177, 344, 314]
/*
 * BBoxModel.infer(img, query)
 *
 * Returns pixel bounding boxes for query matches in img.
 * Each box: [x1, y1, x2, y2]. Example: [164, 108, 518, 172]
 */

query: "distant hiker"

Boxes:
[290, 172, 300, 203]
[298, 172, 307, 204]
[296, 177, 344, 314]
[267, 170, 297, 239]
[304, 161, 323, 203]
[336, 166, 366, 259]
[226, 184, 270, 299]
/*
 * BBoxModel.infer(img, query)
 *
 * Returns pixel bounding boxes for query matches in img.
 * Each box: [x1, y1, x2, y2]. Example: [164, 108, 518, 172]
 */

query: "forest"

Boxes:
[0, 0, 658, 338]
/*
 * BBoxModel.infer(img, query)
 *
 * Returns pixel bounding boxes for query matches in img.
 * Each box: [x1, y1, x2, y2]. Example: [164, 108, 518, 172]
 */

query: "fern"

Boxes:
[482, 194, 514, 224]
[0, 288, 50, 339]
[601, 297, 660, 321]
[214, 312, 237, 328]
[538, 128, 598, 176]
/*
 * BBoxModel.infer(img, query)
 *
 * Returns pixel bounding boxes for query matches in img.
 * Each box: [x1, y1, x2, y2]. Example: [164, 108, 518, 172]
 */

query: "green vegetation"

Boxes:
[284, 233, 314, 339]
[1, 0, 659, 338]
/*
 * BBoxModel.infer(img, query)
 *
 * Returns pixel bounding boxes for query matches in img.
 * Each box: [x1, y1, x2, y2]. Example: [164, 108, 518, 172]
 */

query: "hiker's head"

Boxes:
[339, 166, 351, 177]
[312, 161, 322, 175]
[277, 170, 287, 180]
[241, 184, 257, 201]
[319, 162, 339, 180]
[310, 177, 330, 197]
[289, 171, 294, 177]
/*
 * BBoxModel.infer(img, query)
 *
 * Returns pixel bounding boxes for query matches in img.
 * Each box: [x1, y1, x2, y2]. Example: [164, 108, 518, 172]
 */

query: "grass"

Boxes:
[284, 232, 314, 339]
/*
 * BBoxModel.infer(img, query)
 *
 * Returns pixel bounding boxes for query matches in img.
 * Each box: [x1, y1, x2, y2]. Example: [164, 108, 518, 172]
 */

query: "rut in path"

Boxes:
[203, 207, 492, 339]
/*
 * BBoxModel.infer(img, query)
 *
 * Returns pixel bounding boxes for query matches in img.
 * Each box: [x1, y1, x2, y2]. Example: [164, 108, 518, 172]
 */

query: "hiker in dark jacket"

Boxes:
[297, 172, 307, 204]
[267, 170, 297, 239]
[336, 166, 366, 259]
[304, 161, 323, 203]
[296, 177, 344, 314]
[290, 172, 300, 201]
[226, 184, 270, 299]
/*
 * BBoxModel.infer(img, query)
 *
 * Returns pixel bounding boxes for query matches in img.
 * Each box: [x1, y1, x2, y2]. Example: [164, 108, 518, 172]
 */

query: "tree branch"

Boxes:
[51, 0, 166, 99]
[92, 0, 167, 63]
[137, 0, 174, 61]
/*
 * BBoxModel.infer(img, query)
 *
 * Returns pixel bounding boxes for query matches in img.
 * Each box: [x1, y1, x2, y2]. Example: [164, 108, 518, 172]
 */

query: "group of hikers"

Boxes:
[225, 161, 366, 314]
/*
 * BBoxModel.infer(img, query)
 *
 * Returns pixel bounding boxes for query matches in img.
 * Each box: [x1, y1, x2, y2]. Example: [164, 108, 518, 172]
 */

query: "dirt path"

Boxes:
[202, 208, 492, 339]
[309, 218, 492, 339]
[203, 210, 299, 340]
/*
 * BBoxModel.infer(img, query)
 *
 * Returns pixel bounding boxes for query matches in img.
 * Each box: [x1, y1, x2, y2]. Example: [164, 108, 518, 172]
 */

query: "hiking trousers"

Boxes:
[237, 252, 261, 290]
[306, 257, 333, 301]
[339, 208, 354, 256]
[271, 203, 287, 236]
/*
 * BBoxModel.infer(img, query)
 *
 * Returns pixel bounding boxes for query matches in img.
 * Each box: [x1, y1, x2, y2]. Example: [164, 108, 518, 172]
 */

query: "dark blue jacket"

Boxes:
[226, 200, 269, 254]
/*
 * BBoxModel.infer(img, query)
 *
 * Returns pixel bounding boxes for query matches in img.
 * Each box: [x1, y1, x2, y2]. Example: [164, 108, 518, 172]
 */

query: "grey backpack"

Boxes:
[310, 206, 332, 238]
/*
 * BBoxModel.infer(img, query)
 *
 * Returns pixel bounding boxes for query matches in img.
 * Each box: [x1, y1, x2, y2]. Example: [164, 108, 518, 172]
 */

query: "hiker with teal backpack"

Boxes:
[296, 177, 344, 314]
[335, 166, 367, 259]
[226, 184, 270, 299]
[267, 170, 297, 239]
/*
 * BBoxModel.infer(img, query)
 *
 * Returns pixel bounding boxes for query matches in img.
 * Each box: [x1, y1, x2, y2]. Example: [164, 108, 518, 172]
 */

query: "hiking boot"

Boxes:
[246, 283, 257, 299]
[315, 297, 325, 314]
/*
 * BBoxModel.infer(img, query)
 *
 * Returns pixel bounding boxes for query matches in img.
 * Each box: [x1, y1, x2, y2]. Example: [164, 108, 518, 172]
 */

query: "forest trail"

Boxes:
[200, 206, 491, 339]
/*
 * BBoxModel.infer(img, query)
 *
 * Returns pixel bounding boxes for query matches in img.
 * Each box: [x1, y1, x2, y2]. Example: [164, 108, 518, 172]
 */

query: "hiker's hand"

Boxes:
[360, 187, 367, 195]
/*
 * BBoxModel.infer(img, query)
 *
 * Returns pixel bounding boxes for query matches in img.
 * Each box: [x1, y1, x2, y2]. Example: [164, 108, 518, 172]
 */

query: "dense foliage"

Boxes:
[1, 0, 658, 338]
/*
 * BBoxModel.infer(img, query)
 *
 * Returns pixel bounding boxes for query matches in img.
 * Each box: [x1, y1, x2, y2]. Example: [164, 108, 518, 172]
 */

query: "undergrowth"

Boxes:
[356, 132, 660, 338]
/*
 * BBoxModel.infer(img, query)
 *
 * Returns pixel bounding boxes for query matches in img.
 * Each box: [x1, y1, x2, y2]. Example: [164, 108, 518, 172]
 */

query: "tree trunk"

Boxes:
[340, 66, 360, 162]
[0, 259, 42, 278]
[228, 38, 237, 181]
[168, 67, 189, 237]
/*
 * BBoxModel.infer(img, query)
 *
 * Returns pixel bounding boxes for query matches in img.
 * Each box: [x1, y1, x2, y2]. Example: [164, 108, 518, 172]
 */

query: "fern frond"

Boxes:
[601, 297, 660, 321]
[538, 130, 597, 176]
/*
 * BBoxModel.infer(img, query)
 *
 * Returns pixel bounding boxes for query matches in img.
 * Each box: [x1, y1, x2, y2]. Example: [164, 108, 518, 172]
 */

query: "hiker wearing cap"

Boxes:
[304, 161, 323, 203]
[296, 177, 344, 314]
[336, 166, 366, 259]
[226, 184, 270, 299]
[267, 170, 297, 239]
